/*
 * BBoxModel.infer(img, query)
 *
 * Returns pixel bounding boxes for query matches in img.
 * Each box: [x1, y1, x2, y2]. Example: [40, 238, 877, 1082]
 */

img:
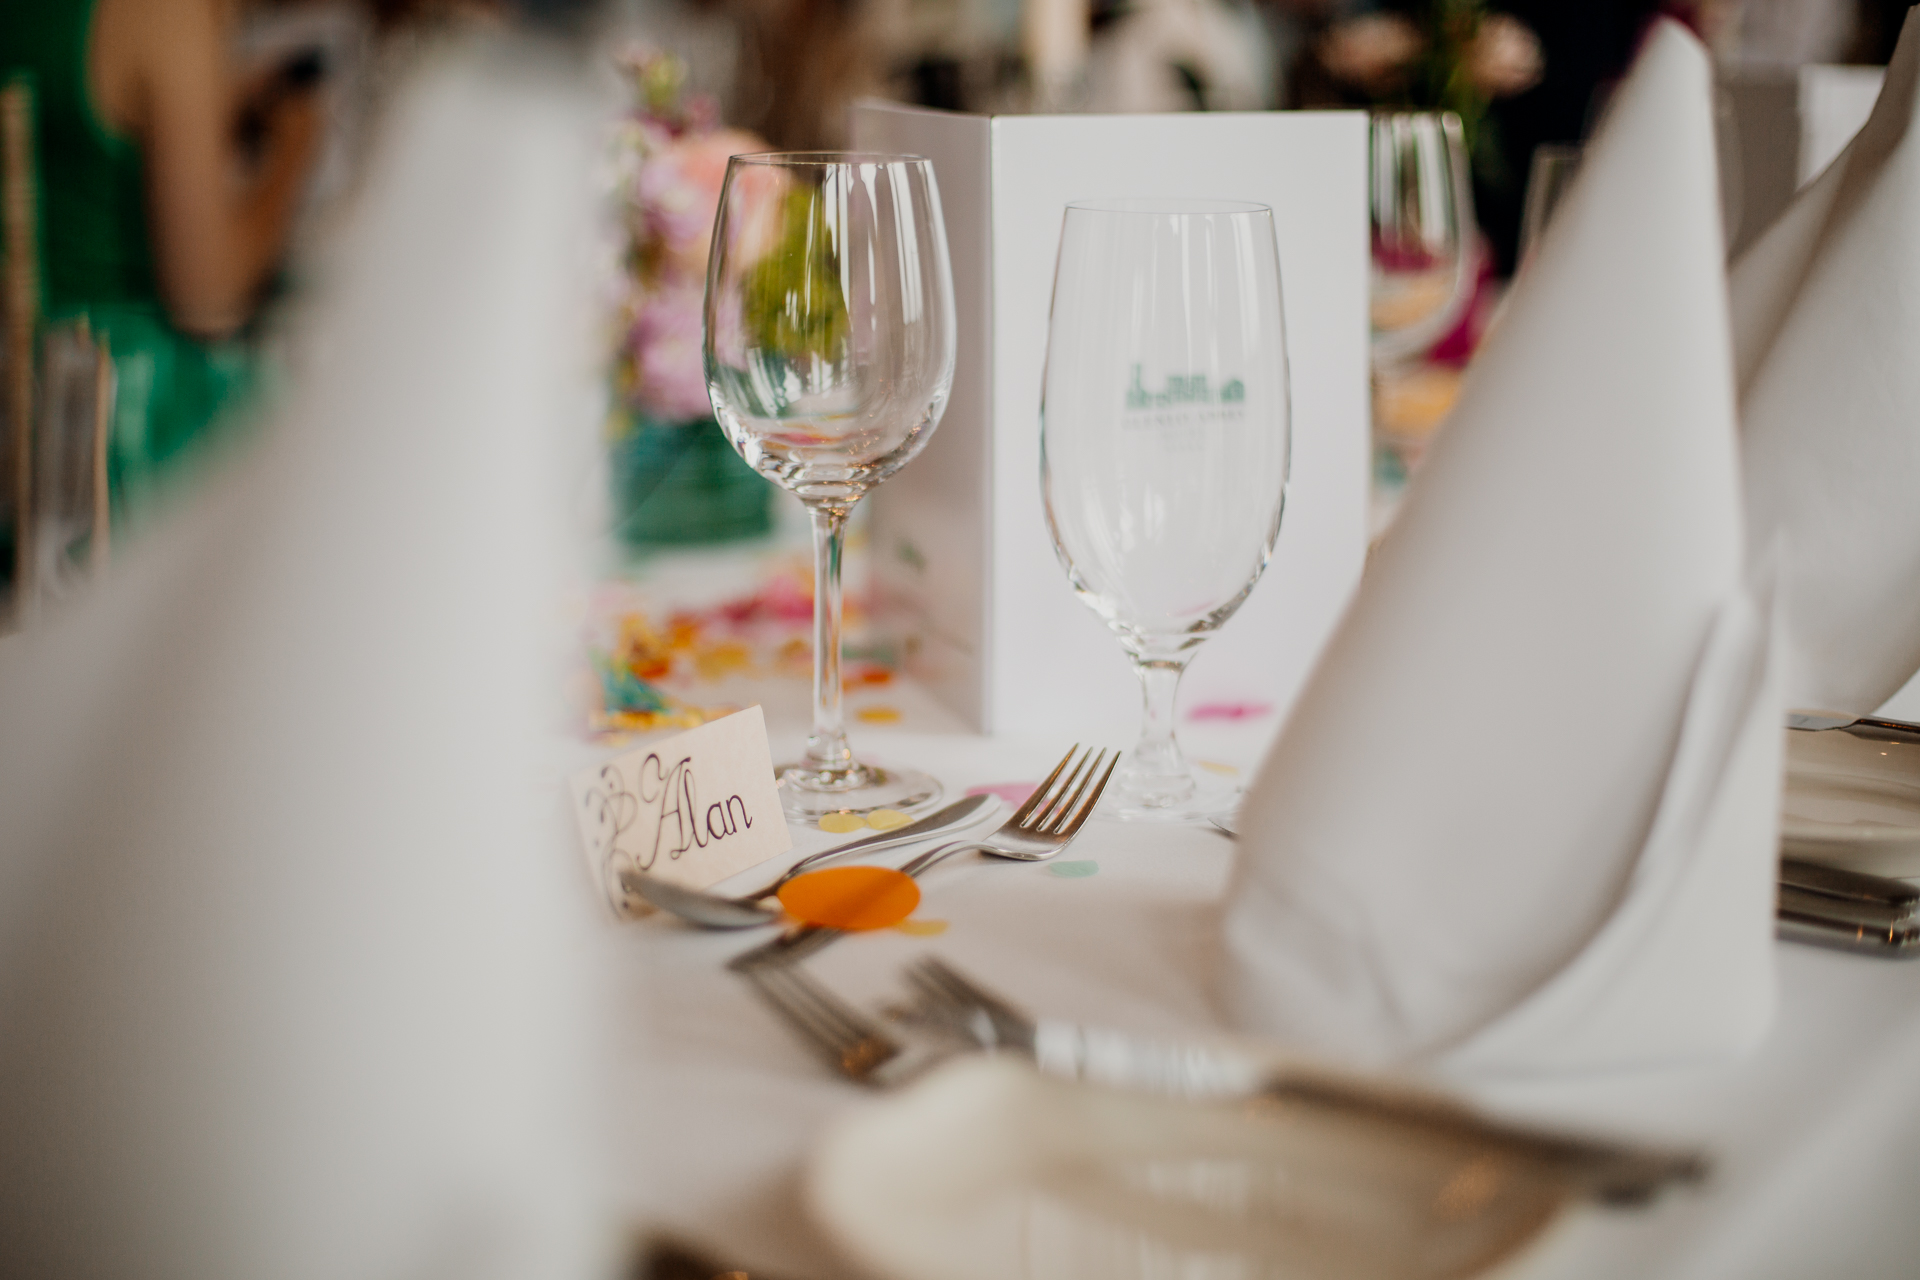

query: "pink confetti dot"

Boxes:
[1186, 701, 1273, 722]
[967, 782, 1036, 808]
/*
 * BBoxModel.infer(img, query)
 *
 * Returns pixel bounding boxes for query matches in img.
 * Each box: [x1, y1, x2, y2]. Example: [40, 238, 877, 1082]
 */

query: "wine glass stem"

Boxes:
[806, 503, 857, 779]
[1129, 657, 1192, 787]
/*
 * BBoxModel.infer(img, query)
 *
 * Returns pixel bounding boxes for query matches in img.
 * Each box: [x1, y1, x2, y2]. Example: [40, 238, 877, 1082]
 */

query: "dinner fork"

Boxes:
[727, 744, 1119, 971]
[738, 962, 905, 1086]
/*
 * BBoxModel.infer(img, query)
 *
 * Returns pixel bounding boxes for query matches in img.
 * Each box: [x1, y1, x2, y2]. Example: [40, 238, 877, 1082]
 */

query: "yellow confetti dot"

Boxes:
[693, 640, 752, 681]
[865, 808, 913, 831]
[1196, 759, 1240, 777]
[895, 918, 949, 937]
[818, 811, 865, 833]
[856, 705, 902, 724]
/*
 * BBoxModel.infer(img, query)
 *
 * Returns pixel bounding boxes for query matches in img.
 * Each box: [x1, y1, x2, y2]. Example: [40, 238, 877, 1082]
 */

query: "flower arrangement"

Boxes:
[609, 49, 769, 424]
[1319, 0, 1542, 183]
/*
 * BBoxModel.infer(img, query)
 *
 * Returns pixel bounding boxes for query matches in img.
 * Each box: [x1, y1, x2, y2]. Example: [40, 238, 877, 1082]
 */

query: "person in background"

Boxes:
[1, 0, 324, 520]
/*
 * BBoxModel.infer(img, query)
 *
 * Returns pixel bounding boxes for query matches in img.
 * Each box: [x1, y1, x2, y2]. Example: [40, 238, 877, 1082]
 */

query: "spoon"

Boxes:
[618, 792, 1000, 929]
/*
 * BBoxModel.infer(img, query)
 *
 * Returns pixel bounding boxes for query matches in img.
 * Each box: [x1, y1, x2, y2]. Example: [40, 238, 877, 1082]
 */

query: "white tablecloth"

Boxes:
[588, 716, 1920, 1279]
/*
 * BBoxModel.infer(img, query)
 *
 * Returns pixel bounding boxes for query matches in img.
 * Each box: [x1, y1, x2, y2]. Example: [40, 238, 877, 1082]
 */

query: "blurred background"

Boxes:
[4, 0, 1910, 707]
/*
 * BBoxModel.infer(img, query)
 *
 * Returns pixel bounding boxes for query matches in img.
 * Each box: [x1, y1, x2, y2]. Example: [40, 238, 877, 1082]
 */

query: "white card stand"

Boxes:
[850, 103, 1370, 738]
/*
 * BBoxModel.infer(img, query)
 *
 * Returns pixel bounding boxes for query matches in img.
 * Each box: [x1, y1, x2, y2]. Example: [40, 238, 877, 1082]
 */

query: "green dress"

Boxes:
[1, 0, 254, 522]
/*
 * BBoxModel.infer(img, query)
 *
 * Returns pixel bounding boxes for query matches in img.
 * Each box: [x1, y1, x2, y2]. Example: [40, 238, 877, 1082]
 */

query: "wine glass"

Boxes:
[1040, 199, 1290, 822]
[1369, 111, 1476, 366]
[704, 152, 957, 820]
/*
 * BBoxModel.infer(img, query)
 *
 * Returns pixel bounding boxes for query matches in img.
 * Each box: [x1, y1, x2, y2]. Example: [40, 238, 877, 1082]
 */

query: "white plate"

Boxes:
[1783, 728, 1920, 877]
[807, 1057, 1575, 1280]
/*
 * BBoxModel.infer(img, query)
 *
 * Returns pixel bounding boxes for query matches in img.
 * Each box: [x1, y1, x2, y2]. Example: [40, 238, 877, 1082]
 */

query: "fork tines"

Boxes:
[903, 957, 1036, 1052]
[1013, 745, 1121, 835]
[740, 963, 901, 1085]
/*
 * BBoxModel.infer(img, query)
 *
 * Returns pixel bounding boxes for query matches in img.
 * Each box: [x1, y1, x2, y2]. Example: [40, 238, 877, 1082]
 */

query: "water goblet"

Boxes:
[704, 152, 957, 819]
[1040, 198, 1290, 822]
[1370, 111, 1476, 367]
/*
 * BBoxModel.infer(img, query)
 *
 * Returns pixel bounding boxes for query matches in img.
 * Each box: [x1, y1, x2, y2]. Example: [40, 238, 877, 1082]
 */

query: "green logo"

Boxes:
[1125, 363, 1244, 410]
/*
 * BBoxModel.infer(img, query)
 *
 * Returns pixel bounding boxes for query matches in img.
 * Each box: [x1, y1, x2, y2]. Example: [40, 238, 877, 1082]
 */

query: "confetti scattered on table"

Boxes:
[1187, 701, 1273, 722]
[1046, 860, 1099, 878]
[855, 705, 902, 724]
[1197, 760, 1241, 777]
[895, 918, 948, 937]
[818, 812, 866, 834]
[579, 557, 900, 740]
[866, 808, 913, 831]
[967, 782, 1036, 807]
[778, 866, 921, 930]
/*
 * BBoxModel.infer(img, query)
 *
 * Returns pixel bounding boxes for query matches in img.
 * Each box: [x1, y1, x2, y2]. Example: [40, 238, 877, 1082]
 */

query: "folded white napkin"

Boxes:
[1222, 21, 1781, 1074]
[1733, 9, 1920, 715]
[0, 46, 606, 1278]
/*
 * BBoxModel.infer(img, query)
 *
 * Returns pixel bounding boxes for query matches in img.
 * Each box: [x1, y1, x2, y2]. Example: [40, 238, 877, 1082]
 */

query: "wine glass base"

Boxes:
[1099, 766, 1242, 824]
[775, 763, 944, 822]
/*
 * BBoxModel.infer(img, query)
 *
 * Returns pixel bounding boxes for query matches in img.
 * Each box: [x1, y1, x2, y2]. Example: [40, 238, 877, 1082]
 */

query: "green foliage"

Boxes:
[1392, 0, 1513, 192]
[742, 186, 851, 362]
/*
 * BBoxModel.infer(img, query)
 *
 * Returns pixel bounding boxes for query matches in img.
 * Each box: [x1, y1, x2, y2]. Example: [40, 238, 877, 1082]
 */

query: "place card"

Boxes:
[570, 706, 792, 914]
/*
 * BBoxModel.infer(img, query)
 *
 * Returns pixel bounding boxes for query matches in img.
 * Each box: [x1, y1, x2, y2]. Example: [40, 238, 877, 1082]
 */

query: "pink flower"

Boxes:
[1467, 15, 1544, 99]
[630, 283, 713, 422]
[637, 128, 768, 279]
[1321, 15, 1425, 94]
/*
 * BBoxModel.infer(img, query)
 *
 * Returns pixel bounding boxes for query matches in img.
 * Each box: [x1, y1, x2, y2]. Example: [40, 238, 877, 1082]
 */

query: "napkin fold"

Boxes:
[1223, 21, 1780, 1072]
[0, 46, 605, 1278]
[1733, 9, 1920, 714]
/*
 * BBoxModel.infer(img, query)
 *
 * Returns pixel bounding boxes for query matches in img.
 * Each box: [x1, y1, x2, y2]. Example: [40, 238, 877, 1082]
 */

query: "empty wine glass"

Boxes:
[705, 152, 956, 819]
[1040, 199, 1290, 822]
[1370, 112, 1476, 366]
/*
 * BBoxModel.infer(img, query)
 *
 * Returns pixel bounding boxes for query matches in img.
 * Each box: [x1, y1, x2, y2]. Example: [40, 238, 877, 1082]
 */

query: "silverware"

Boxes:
[902, 957, 1708, 1207]
[1777, 908, 1920, 957]
[620, 792, 999, 930]
[729, 745, 1118, 970]
[1780, 857, 1920, 914]
[738, 962, 907, 1086]
[1779, 884, 1916, 930]
[1786, 711, 1920, 740]
[1774, 858, 1920, 957]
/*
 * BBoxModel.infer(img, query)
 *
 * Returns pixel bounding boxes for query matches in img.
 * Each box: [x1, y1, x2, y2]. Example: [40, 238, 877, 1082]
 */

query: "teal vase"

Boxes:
[611, 415, 773, 547]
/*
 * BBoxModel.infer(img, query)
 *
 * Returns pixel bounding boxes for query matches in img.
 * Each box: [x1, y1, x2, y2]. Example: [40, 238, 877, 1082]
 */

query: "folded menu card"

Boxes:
[1223, 21, 1782, 1074]
[1732, 8, 1920, 714]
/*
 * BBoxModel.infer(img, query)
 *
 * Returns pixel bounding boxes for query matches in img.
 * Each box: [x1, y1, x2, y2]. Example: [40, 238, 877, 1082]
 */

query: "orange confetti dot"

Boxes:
[778, 867, 921, 931]
[818, 812, 865, 834]
[856, 705, 902, 724]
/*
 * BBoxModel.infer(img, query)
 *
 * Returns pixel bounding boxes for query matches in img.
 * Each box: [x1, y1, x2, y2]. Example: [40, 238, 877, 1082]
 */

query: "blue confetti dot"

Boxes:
[1047, 860, 1099, 879]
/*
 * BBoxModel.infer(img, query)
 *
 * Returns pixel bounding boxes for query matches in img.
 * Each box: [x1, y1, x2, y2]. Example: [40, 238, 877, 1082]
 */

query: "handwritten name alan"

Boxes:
[583, 752, 755, 873]
[638, 752, 753, 865]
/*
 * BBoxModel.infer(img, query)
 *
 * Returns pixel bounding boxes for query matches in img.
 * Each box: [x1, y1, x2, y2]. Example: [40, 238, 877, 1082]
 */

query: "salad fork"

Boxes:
[728, 745, 1118, 971]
